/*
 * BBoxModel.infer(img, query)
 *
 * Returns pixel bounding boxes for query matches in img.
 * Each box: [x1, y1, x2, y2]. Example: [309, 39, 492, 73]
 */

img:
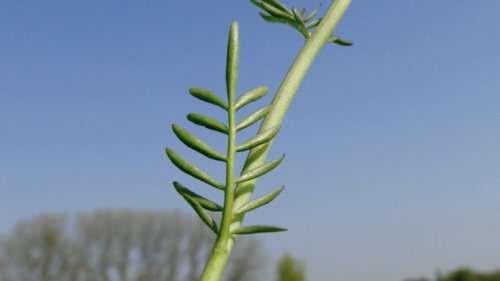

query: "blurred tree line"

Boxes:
[405, 268, 500, 281]
[4, 210, 498, 281]
[0, 210, 263, 281]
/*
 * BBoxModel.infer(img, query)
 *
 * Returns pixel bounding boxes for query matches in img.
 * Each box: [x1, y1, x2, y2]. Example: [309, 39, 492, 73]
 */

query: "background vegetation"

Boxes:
[2, 210, 497, 281]
[0, 210, 262, 281]
[277, 254, 306, 281]
[405, 268, 500, 281]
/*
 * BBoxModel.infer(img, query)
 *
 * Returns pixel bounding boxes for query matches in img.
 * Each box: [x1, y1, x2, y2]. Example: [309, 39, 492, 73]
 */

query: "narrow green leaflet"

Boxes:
[182, 193, 219, 234]
[292, 8, 309, 38]
[236, 125, 280, 152]
[189, 88, 228, 110]
[259, 13, 299, 30]
[250, 0, 265, 11]
[234, 185, 284, 215]
[298, 7, 306, 16]
[166, 148, 225, 190]
[306, 18, 321, 30]
[187, 113, 228, 134]
[232, 225, 287, 235]
[262, 0, 289, 13]
[235, 154, 284, 184]
[174, 181, 223, 212]
[236, 105, 270, 131]
[328, 35, 354, 46]
[234, 86, 268, 111]
[226, 22, 239, 103]
[172, 124, 226, 162]
[302, 4, 321, 22]
[261, 2, 293, 20]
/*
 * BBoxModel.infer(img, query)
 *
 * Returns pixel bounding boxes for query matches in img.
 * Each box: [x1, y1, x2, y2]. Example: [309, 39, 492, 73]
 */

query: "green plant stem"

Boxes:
[232, 0, 351, 231]
[200, 1, 351, 280]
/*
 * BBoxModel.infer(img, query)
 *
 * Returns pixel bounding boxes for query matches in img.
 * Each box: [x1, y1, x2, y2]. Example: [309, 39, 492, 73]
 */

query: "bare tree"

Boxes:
[0, 210, 264, 281]
[0, 214, 78, 281]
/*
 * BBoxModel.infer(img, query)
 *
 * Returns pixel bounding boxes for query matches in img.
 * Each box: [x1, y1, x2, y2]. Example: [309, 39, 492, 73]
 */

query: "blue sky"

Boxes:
[1, 1, 500, 280]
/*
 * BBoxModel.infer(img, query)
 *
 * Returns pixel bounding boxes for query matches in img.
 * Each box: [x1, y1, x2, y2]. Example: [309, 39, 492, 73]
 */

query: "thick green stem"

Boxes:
[230, 0, 352, 251]
[200, 1, 351, 280]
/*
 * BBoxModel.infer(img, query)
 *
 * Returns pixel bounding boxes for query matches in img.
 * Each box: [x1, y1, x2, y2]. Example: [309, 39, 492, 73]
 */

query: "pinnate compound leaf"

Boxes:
[327, 35, 354, 46]
[187, 113, 228, 134]
[182, 191, 219, 234]
[165, 148, 225, 190]
[232, 225, 287, 235]
[234, 86, 268, 111]
[236, 125, 280, 152]
[172, 124, 226, 162]
[236, 105, 270, 131]
[234, 185, 284, 215]
[235, 154, 284, 184]
[173, 181, 223, 212]
[189, 88, 227, 110]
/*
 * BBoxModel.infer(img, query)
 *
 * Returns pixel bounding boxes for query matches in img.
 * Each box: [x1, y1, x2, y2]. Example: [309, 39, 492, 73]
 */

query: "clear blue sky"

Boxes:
[1, 1, 500, 280]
